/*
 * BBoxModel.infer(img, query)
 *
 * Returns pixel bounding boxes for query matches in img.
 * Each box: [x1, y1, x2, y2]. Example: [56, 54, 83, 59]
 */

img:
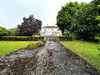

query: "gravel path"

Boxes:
[0, 40, 100, 75]
[35, 41, 100, 75]
[0, 46, 44, 75]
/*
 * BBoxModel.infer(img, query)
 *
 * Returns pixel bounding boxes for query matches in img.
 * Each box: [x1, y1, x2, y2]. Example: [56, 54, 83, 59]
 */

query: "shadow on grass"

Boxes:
[98, 54, 100, 57]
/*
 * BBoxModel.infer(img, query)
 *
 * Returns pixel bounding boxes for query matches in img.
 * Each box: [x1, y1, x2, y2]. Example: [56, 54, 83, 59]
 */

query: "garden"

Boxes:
[0, 0, 100, 74]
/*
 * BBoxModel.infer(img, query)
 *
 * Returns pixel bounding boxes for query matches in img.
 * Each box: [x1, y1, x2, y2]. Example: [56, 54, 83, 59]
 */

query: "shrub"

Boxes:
[94, 36, 100, 43]
[9, 29, 20, 36]
[25, 43, 38, 50]
[34, 35, 40, 37]
[61, 33, 75, 39]
[40, 38, 46, 43]
[36, 41, 44, 47]
[0, 36, 44, 41]
[58, 37, 72, 41]
[25, 41, 44, 50]
[94, 36, 100, 40]
[0, 27, 10, 37]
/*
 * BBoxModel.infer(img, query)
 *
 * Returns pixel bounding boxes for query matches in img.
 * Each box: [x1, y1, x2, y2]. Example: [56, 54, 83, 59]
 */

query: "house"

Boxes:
[40, 25, 62, 37]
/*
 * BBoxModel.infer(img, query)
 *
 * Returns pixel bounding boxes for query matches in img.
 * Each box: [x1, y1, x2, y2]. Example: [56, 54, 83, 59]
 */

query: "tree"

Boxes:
[0, 26, 9, 37]
[95, 5, 100, 42]
[70, 0, 100, 41]
[18, 15, 42, 36]
[96, 5, 100, 27]
[9, 29, 20, 36]
[56, 1, 87, 33]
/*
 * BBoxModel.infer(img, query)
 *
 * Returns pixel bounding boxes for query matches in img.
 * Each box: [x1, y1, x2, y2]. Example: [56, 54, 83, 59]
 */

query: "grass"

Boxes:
[25, 43, 38, 50]
[60, 40, 100, 70]
[0, 41, 37, 57]
[25, 41, 45, 50]
[34, 35, 40, 37]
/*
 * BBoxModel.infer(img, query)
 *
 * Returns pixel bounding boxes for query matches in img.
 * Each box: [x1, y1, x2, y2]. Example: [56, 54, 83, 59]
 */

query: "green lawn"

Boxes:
[0, 41, 37, 57]
[60, 40, 100, 70]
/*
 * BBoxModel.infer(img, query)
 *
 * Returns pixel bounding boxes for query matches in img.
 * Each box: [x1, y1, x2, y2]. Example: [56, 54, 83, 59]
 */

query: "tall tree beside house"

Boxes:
[56, 1, 87, 33]
[18, 15, 42, 36]
[70, 0, 100, 41]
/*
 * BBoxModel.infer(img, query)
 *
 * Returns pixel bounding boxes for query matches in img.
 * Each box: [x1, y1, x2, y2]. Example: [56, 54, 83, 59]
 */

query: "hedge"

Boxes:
[58, 37, 72, 41]
[0, 36, 44, 41]
[52, 37, 73, 41]
[0, 36, 72, 41]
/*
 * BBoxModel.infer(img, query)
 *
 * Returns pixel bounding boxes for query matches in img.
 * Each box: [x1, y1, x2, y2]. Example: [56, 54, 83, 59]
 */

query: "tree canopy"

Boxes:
[9, 29, 20, 36]
[56, 0, 100, 42]
[56, 2, 87, 33]
[18, 15, 42, 36]
[70, 0, 100, 41]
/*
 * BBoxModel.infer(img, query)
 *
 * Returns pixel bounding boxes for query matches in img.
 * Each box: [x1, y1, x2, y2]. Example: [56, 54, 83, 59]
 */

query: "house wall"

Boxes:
[41, 28, 59, 32]
[40, 27, 62, 37]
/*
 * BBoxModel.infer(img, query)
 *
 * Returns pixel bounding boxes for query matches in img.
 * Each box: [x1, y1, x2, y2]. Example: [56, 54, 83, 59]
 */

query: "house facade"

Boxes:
[40, 26, 62, 37]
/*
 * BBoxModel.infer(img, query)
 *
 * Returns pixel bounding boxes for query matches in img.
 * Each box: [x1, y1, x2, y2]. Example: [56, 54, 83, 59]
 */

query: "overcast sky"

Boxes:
[0, 0, 92, 29]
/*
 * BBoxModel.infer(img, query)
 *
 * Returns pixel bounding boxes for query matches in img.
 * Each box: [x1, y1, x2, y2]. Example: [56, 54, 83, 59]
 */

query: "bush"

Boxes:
[25, 43, 38, 50]
[39, 38, 46, 43]
[34, 35, 40, 37]
[58, 37, 72, 41]
[9, 29, 20, 36]
[61, 33, 75, 39]
[25, 41, 45, 50]
[0, 36, 44, 41]
[94, 36, 100, 40]
[0, 27, 10, 37]
[94, 36, 100, 43]
[36, 41, 44, 47]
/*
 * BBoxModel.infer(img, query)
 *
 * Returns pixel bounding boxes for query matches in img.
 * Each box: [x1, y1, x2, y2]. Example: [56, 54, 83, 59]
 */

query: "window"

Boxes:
[44, 29, 46, 32]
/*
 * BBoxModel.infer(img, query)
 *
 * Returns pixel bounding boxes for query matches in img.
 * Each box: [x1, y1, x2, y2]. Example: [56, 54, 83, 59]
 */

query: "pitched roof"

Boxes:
[42, 26, 58, 28]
